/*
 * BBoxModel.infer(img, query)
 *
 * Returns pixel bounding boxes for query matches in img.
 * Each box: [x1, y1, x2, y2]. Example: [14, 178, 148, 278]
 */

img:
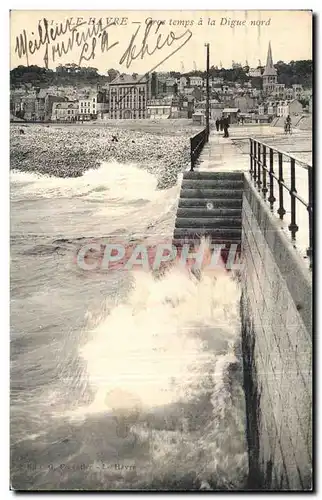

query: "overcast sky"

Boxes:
[10, 10, 312, 74]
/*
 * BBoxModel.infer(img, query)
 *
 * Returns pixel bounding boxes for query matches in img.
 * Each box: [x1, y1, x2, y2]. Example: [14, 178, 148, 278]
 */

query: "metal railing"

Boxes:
[190, 128, 208, 171]
[249, 138, 313, 268]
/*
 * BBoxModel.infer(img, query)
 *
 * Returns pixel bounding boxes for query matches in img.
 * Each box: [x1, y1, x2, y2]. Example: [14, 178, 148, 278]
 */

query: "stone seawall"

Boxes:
[241, 174, 312, 490]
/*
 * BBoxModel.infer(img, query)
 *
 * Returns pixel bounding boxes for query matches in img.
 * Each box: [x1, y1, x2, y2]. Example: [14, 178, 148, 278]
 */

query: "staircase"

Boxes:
[173, 171, 243, 254]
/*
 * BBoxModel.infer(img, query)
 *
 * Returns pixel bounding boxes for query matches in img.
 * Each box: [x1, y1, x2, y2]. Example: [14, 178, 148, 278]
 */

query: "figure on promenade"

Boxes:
[215, 118, 220, 131]
[284, 115, 292, 134]
[223, 117, 230, 138]
[219, 117, 224, 131]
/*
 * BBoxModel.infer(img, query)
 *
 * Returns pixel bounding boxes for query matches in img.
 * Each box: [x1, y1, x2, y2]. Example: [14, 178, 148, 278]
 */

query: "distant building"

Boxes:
[183, 87, 202, 101]
[273, 84, 286, 98]
[189, 76, 203, 87]
[96, 88, 109, 119]
[192, 110, 205, 125]
[10, 96, 24, 116]
[109, 73, 150, 119]
[79, 94, 97, 120]
[221, 85, 230, 94]
[220, 94, 235, 106]
[195, 100, 225, 120]
[147, 98, 172, 119]
[258, 103, 265, 115]
[248, 68, 262, 78]
[234, 95, 255, 112]
[262, 42, 278, 95]
[156, 72, 170, 84]
[21, 97, 37, 121]
[35, 91, 66, 121]
[292, 84, 304, 99]
[165, 77, 177, 95]
[249, 88, 261, 98]
[181, 95, 195, 118]
[178, 76, 187, 93]
[267, 101, 278, 116]
[277, 99, 303, 117]
[212, 77, 224, 84]
[51, 101, 79, 121]
[285, 88, 294, 100]
[223, 107, 240, 124]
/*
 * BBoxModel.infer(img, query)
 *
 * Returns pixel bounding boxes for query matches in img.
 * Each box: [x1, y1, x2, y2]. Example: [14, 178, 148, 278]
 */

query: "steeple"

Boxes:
[263, 41, 277, 76]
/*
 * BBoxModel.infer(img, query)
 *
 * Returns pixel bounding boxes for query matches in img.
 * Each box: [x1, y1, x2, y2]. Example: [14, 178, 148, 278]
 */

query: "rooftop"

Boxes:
[223, 108, 240, 113]
[110, 73, 149, 85]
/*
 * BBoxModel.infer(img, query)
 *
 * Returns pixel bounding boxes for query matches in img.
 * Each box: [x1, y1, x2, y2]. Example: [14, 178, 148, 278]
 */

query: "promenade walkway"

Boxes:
[194, 124, 312, 262]
[195, 124, 312, 172]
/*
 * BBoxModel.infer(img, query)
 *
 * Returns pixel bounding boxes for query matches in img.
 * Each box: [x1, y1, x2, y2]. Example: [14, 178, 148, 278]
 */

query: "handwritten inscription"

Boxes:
[14, 17, 193, 75]
[15, 18, 119, 67]
[120, 22, 192, 69]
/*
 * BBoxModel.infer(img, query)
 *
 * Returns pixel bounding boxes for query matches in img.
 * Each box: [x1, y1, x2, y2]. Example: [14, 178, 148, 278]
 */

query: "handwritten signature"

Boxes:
[14, 17, 193, 76]
[15, 18, 118, 67]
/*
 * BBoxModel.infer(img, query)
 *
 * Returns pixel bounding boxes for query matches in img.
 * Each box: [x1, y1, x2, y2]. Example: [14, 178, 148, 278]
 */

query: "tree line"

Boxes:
[10, 60, 312, 89]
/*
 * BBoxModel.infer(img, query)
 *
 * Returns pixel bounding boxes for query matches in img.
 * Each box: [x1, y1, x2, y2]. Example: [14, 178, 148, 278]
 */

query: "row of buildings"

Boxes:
[10, 43, 312, 124]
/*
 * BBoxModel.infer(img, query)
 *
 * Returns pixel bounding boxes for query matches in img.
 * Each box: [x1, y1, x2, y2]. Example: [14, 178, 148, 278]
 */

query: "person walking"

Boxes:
[215, 118, 220, 132]
[284, 114, 292, 134]
[219, 117, 224, 131]
[223, 117, 230, 138]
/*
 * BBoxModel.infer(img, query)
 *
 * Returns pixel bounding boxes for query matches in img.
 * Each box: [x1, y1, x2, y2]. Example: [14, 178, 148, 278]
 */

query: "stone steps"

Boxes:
[175, 217, 241, 228]
[172, 238, 242, 247]
[173, 170, 244, 249]
[176, 208, 241, 217]
[183, 171, 243, 180]
[173, 227, 242, 239]
[180, 189, 243, 199]
[182, 179, 244, 190]
[178, 198, 242, 208]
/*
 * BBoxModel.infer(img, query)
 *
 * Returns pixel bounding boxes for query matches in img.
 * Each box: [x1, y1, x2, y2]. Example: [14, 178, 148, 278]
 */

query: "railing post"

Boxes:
[253, 140, 257, 183]
[190, 137, 194, 171]
[257, 142, 261, 190]
[288, 157, 299, 240]
[277, 152, 286, 220]
[307, 167, 313, 268]
[250, 139, 253, 178]
[262, 145, 268, 199]
[268, 148, 276, 210]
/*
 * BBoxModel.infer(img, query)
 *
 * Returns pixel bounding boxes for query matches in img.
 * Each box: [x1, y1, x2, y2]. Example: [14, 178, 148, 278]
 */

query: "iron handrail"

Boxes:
[190, 128, 208, 171]
[250, 137, 312, 170]
[249, 138, 313, 268]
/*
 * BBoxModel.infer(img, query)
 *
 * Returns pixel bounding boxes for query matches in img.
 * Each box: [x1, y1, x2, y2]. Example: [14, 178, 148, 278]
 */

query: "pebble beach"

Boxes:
[10, 120, 203, 189]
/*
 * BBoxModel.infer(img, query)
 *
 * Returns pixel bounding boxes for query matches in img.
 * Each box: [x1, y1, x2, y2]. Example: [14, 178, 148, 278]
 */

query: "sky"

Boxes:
[10, 10, 312, 74]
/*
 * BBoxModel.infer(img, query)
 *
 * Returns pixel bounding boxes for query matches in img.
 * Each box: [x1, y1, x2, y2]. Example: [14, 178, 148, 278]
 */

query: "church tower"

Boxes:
[262, 42, 277, 95]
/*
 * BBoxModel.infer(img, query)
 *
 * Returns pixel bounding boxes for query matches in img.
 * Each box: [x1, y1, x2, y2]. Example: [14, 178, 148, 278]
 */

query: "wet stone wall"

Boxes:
[241, 174, 312, 490]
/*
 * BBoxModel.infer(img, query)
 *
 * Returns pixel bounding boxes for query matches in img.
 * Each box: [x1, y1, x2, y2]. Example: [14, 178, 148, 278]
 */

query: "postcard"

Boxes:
[10, 9, 313, 491]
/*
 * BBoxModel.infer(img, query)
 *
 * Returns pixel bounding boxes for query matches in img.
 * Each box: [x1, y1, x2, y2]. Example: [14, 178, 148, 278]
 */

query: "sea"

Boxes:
[10, 160, 248, 490]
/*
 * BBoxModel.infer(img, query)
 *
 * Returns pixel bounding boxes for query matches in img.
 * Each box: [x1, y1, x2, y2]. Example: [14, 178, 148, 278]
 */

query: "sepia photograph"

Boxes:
[9, 9, 313, 491]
